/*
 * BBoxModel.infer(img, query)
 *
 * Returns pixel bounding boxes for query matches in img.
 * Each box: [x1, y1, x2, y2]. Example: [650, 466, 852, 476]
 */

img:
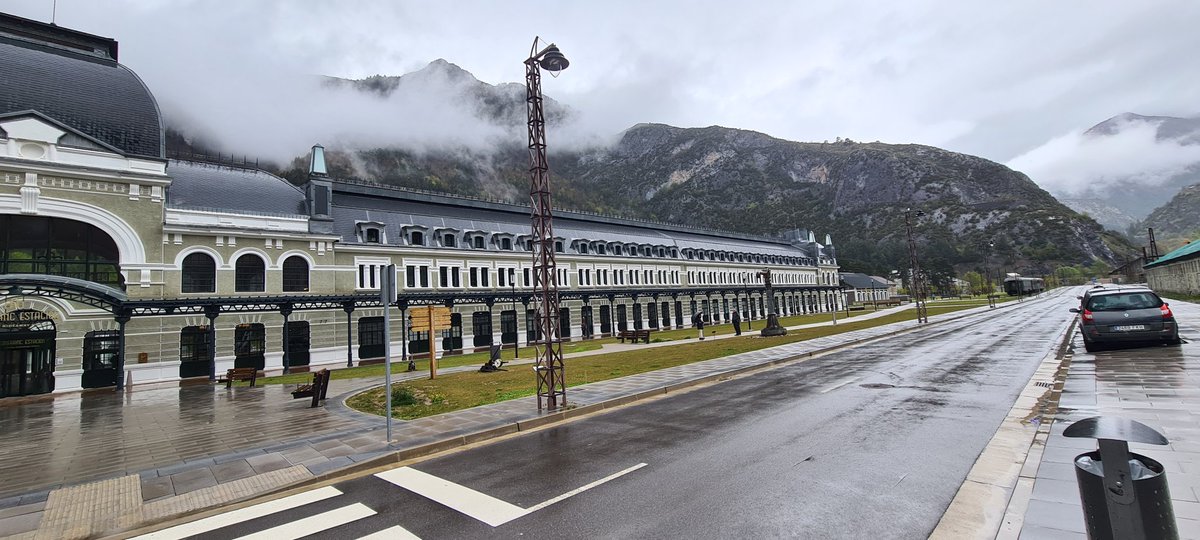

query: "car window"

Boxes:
[1087, 292, 1161, 311]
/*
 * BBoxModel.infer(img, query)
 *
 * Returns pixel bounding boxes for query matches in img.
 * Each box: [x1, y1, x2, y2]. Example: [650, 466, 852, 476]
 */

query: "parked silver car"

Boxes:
[1070, 288, 1181, 352]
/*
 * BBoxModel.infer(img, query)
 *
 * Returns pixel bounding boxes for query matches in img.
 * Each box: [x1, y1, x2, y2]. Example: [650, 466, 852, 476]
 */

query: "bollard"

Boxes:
[1063, 416, 1177, 540]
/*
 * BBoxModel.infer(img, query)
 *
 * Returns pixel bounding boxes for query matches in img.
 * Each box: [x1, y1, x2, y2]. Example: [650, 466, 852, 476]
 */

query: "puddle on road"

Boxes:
[860, 383, 896, 389]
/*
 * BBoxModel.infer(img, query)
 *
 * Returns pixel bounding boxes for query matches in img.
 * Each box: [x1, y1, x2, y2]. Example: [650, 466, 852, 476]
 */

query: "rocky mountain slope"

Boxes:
[1137, 183, 1200, 251]
[169, 60, 1135, 276]
[1056, 113, 1200, 229]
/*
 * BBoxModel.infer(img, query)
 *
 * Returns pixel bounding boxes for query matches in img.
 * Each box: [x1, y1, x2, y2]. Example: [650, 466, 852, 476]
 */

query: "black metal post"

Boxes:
[205, 304, 219, 381]
[343, 301, 355, 368]
[281, 303, 292, 375]
[114, 310, 130, 390]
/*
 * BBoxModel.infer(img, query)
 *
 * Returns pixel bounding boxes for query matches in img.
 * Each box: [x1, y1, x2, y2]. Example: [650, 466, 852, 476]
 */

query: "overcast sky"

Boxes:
[8, 0, 1200, 192]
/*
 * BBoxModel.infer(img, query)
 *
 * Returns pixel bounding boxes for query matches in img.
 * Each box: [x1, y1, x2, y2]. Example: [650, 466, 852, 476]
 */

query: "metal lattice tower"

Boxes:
[905, 209, 929, 324]
[525, 40, 567, 410]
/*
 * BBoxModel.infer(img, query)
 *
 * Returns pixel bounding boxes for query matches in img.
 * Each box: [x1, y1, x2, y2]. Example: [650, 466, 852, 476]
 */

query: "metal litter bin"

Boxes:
[1064, 416, 1177, 540]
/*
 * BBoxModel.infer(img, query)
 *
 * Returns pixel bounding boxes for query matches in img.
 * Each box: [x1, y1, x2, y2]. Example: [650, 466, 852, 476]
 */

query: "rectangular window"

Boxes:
[358, 316, 385, 359]
[420, 266, 429, 288]
[470, 267, 479, 288]
[523, 268, 531, 287]
[440, 266, 449, 288]
[498, 268, 508, 287]
[406, 265, 416, 288]
[481, 268, 489, 287]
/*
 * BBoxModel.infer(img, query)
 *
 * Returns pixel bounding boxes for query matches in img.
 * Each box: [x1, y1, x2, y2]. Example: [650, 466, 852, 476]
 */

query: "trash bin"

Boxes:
[1074, 451, 1176, 540]
[1064, 416, 1178, 540]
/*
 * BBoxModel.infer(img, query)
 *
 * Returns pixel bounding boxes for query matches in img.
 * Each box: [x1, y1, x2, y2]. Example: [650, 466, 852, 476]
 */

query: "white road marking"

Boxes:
[377, 463, 648, 527]
[358, 525, 423, 540]
[525, 462, 648, 513]
[375, 467, 527, 527]
[235, 502, 376, 540]
[821, 376, 861, 393]
[133, 486, 343, 540]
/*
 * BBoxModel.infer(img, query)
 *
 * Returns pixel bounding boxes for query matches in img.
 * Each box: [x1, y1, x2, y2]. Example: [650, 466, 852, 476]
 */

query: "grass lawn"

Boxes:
[252, 341, 604, 385]
[347, 303, 981, 420]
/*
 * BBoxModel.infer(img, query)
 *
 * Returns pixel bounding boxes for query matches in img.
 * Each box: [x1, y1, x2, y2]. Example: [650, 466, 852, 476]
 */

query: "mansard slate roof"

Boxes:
[167, 160, 306, 217]
[330, 183, 824, 259]
[0, 35, 164, 158]
[839, 272, 887, 289]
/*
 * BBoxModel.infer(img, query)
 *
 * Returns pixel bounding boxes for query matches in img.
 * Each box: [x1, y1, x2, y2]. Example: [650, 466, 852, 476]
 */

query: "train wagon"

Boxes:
[1003, 275, 1045, 296]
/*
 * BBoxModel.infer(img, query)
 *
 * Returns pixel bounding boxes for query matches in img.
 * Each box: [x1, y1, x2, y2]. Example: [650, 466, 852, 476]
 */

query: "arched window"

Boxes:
[443, 234, 457, 247]
[578, 243, 589, 254]
[0, 215, 124, 289]
[282, 256, 309, 292]
[555, 241, 564, 253]
[181, 253, 216, 293]
[235, 254, 265, 292]
[597, 244, 606, 255]
[411, 231, 424, 246]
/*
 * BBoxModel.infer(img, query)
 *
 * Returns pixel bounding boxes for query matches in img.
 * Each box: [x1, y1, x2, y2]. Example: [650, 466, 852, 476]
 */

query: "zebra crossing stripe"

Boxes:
[235, 502, 376, 539]
[133, 486, 343, 540]
[375, 467, 527, 527]
[358, 525, 423, 539]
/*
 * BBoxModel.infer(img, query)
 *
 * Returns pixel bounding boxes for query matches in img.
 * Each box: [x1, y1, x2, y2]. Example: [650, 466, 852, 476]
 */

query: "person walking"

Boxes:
[732, 309, 742, 335]
[693, 310, 706, 340]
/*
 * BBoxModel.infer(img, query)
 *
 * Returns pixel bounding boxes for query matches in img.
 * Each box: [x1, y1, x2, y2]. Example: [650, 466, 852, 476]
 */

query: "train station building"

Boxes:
[0, 13, 844, 398]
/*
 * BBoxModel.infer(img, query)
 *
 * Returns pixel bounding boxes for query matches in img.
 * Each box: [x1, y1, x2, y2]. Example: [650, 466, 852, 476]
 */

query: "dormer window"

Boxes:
[500, 237, 512, 250]
[596, 244, 606, 255]
[355, 221, 387, 244]
[443, 233, 457, 248]
[473, 236, 485, 249]
[657, 247, 666, 257]
[578, 243, 589, 254]
[555, 241, 564, 253]
[411, 231, 424, 246]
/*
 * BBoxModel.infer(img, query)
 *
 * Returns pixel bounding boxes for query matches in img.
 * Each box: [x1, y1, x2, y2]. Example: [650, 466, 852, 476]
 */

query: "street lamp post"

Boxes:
[511, 282, 518, 359]
[741, 274, 752, 330]
[985, 240, 996, 308]
[904, 208, 929, 323]
[525, 37, 569, 411]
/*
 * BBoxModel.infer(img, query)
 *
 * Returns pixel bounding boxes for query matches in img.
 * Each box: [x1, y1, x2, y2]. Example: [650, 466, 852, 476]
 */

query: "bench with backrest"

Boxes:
[291, 369, 331, 407]
[617, 329, 652, 344]
[218, 367, 258, 389]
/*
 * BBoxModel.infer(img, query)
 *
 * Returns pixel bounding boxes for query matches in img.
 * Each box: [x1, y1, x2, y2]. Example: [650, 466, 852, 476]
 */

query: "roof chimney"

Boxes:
[309, 144, 327, 176]
[305, 144, 333, 234]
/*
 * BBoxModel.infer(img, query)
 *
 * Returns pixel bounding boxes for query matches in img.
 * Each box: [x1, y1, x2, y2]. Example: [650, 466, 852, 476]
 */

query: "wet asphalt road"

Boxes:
[203, 290, 1078, 539]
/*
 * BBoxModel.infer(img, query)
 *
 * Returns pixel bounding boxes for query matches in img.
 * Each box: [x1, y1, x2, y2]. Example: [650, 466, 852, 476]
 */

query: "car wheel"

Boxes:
[1083, 339, 1099, 353]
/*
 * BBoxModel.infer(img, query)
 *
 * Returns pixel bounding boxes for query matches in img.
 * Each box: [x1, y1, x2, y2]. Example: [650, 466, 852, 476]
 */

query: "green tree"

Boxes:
[963, 271, 985, 294]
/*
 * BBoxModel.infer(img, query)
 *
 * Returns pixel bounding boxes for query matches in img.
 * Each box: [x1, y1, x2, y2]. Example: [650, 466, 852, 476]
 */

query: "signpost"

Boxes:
[410, 305, 452, 378]
[381, 264, 396, 442]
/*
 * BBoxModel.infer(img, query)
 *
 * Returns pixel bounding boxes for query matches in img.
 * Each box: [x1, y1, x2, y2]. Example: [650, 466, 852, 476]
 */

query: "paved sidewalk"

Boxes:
[1008, 297, 1200, 539]
[0, 299, 1000, 538]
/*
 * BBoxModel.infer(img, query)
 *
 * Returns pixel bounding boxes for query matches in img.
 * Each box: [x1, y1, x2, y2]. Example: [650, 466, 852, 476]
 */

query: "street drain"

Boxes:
[860, 383, 896, 389]
[1035, 381, 1053, 389]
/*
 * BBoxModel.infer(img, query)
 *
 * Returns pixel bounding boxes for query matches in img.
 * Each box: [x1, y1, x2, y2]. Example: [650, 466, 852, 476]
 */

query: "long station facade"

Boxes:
[0, 13, 843, 397]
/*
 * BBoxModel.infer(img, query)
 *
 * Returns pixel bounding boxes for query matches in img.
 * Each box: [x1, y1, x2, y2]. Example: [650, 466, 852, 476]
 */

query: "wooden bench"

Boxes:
[217, 367, 258, 389]
[617, 329, 652, 344]
[291, 369, 331, 408]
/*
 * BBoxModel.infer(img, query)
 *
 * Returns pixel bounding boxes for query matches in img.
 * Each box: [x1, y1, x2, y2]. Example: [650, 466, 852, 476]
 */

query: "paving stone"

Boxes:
[245, 453, 292, 474]
[168, 468, 217, 495]
[140, 475, 174, 501]
[280, 446, 322, 464]
[0, 509, 42, 537]
[210, 459, 255, 483]
[305, 456, 353, 476]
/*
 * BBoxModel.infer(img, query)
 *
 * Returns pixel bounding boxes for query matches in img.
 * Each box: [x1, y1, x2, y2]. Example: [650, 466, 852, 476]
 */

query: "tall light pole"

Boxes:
[740, 274, 752, 330]
[904, 208, 928, 323]
[526, 37, 569, 411]
[985, 240, 996, 308]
